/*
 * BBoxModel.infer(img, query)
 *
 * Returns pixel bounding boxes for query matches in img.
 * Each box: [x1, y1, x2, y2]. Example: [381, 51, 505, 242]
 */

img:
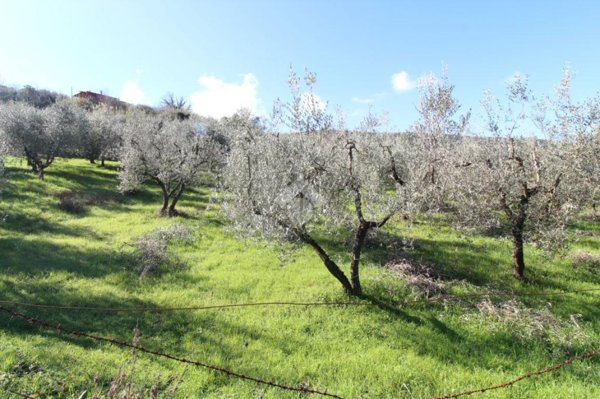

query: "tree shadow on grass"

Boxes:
[404, 236, 511, 287]
[0, 212, 102, 238]
[0, 284, 315, 397]
[0, 236, 128, 278]
[355, 292, 593, 373]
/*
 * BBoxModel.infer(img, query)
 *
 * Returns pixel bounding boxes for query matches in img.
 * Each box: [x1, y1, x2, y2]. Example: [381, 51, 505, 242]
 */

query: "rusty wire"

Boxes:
[0, 287, 597, 314]
[430, 348, 600, 399]
[2, 389, 37, 399]
[0, 305, 344, 399]
[0, 300, 367, 313]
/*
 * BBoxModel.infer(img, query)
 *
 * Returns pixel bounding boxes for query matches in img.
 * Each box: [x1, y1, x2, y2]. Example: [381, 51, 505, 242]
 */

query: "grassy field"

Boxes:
[0, 158, 599, 398]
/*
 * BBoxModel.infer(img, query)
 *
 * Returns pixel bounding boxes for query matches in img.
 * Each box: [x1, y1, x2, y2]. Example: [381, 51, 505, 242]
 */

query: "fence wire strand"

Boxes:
[0, 287, 598, 314]
[1, 287, 599, 399]
[430, 347, 600, 399]
[0, 305, 344, 399]
[3, 389, 37, 399]
[0, 300, 366, 313]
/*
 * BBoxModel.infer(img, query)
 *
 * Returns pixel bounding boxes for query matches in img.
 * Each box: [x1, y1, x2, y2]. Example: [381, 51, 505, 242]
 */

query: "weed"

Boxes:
[464, 298, 592, 350]
[54, 191, 86, 214]
[130, 224, 194, 278]
[570, 250, 600, 271]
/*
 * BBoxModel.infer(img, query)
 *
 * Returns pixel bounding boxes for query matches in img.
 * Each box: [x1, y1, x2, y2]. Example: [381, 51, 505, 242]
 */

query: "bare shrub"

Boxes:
[570, 250, 600, 271]
[130, 224, 194, 278]
[386, 258, 447, 299]
[53, 190, 120, 214]
[463, 298, 592, 349]
[54, 191, 86, 214]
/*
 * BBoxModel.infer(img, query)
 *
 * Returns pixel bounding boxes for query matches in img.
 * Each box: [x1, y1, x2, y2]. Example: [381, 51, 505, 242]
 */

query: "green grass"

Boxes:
[1, 158, 599, 398]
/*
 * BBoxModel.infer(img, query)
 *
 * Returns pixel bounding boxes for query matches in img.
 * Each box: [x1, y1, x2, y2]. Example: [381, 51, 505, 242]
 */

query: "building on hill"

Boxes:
[73, 91, 128, 110]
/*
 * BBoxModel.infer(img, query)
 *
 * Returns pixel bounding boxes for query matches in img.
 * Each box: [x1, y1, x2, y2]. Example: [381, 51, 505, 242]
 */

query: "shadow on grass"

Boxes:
[0, 212, 102, 237]
[0, 236, 127, 277]
[3, 162, 211, 219]
[0, 282, 309, 395]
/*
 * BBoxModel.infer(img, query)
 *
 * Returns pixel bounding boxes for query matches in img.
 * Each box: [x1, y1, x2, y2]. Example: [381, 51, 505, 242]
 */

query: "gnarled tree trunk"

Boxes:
[511, 223, 525, 279]
[295, 228, 356, 295]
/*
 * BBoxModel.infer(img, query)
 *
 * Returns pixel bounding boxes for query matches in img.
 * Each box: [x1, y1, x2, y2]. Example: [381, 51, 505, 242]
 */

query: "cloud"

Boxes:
[120, 80, 146, 104]
[191, 73, 259, 118]
[505, 71, 528, 85]
[391, 70, 416, 92]
[351, 96, 375, 105]
[300, 92, 326, 112]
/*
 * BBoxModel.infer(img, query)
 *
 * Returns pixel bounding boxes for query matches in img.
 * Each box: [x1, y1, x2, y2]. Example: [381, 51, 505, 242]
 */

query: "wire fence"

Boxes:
[430, 348, 600, 399]
[3, 389, 36, 399]
[0, 287, 598, 314]
[0, 300, 366, 313]
[1, 287, 599, 398]
[0, 305, 344, 399]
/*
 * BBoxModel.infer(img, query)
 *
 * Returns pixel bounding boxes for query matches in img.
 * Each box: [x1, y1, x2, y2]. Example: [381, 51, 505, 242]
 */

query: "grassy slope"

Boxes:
[0, 158, 599, 398]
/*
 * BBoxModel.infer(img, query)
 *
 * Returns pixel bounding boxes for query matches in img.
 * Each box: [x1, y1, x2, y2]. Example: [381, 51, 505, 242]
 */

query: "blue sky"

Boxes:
[1, 0, 599, 129]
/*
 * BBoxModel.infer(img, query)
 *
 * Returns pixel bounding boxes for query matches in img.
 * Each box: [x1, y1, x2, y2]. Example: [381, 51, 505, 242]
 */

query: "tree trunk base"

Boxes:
[512, 269, 525, 280]
[159, 208, 179, 217]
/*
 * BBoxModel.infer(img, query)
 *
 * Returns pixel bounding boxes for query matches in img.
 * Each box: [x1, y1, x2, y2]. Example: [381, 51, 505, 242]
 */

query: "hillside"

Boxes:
[0, 159, 599, 398]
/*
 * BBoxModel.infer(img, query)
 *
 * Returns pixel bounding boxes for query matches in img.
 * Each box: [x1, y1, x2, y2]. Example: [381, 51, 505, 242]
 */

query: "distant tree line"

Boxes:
[0, 84, 66, 109]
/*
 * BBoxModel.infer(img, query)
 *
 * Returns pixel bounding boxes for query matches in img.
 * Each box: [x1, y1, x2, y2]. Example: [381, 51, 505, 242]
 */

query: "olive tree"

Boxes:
[553, 69, 600, 217]
[223, 70, 418, 296]
[411, 70, 470, 210]
[452, 74, 578, 279]
[2, 99, 87, 178]
[118, 110, 221, 216]
[0, 100, 85, 179]
[80, 105, 124, 166]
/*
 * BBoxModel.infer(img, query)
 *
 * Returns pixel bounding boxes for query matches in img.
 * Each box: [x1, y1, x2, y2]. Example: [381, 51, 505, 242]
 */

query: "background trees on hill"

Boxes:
[118, 110, 222, 216]
[451, 74, 578, 279]
[161, 93, 191, 121]
[0, 84, 64, 108]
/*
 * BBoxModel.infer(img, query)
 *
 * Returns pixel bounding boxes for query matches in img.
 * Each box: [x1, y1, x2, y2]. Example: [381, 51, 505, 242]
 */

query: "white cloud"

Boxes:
[391, 70, 416, 92]
[120, 80, 146, 104]
[191, 73, 259, 118]
[505, 71, 528, 85]
[351, 96, 375, 104]
[300, 92, 326, 112]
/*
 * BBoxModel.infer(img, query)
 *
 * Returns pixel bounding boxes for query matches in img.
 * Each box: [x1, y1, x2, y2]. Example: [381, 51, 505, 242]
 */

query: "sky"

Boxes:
[1, 0, 599, 130]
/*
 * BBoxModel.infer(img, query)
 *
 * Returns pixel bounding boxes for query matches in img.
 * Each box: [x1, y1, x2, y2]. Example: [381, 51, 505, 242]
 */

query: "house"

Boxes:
[73, 91, 128, 110]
